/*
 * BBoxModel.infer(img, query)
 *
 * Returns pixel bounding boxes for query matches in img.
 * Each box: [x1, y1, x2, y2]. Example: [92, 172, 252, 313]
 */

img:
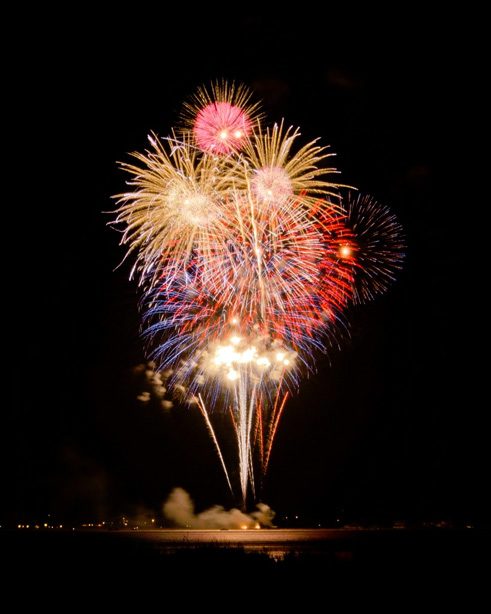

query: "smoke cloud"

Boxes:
[134, 362, 174, 410]
[163, 488, 275, 529]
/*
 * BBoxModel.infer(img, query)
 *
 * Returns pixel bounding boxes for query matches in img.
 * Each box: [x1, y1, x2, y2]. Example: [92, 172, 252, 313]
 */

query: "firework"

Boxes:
[237, 121, 345, 210]
[113, 81, 404, 505]
[114, 134, 237, 287]
[182, 81, 262, 155]
[341, 191, 405, 303]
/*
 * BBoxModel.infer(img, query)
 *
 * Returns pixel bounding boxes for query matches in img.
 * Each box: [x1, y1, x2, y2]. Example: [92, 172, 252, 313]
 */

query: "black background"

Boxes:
[6, 10, 481, 526]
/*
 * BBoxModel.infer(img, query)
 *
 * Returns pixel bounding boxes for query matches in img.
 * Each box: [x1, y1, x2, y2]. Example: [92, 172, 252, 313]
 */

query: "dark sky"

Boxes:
[6, 12, 483, 525]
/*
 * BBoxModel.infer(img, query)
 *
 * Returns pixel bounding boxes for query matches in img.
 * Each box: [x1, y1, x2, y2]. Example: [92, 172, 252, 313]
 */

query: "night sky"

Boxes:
[6, 12, 483, 526]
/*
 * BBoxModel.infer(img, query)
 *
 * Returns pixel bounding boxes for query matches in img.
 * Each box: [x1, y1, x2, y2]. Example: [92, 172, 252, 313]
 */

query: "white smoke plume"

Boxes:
[163, 488, 275, 529]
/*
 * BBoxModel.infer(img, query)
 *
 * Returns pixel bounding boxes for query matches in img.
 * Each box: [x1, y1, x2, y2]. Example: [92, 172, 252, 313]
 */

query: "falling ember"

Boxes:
[113, 80, 404, 506]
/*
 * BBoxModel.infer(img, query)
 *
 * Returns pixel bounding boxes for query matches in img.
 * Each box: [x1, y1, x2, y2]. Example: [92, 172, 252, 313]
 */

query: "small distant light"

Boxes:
[151, 518, 155, 523]
[283, 359, 290, 366]
[17, 524, 21, 529]
[44, 523, 48, 528]
[231, 317, 239, 325]
[276, 352, 285, 362]
[234, 130, 243, 138]
[339, 245, 352, 258]
[219, 130, 228, 140]
[230, 335, 241, 345]
[227, 369, 239, 381]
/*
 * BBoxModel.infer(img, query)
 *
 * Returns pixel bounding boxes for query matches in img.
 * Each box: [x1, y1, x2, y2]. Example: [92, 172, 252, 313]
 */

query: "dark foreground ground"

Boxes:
[2, 528, 489, 605]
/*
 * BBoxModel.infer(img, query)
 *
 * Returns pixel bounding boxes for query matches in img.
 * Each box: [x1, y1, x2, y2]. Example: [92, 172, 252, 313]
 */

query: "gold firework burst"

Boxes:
[113, 133, 236, 286]
[237, 121, 347, 212]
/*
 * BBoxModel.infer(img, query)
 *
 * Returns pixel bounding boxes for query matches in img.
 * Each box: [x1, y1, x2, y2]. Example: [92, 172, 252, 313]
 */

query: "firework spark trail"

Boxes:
[253, 400, 265, 471]
[264, 391, 289, 474]
[113, 80, 404, 505]
[232, 375, 258, 504]
[197, 394, 234, 496]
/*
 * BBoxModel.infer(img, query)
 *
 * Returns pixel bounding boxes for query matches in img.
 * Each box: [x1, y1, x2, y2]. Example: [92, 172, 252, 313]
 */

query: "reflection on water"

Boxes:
[265, 548, 287, 561]
[129, 528, 360, 561]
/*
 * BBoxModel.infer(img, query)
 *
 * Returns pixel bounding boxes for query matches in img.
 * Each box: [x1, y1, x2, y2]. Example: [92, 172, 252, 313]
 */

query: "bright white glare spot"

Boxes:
[219, 130, 228, 140]
[239, 347, 257, 363]
[230, 336, 241, 345]
[227, 369, 239, 381]
[214, 345, 236, 365]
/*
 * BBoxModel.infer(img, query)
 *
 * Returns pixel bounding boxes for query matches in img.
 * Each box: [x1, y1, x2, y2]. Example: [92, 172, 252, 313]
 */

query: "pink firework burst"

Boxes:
[252, 166, 293, 205]
[194, 101, 252, 155]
